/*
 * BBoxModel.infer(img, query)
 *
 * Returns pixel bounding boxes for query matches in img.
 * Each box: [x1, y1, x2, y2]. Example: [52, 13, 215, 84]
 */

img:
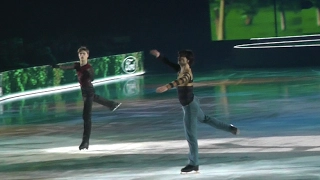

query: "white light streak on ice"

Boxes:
[41, 135, 320, 155]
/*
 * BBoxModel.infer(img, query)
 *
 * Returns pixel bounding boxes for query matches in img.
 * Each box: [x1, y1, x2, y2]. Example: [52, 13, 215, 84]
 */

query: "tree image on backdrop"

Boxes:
[313, 0, 320, 26]
[1, 52, 144, 95]
[209, 0, 320, 40]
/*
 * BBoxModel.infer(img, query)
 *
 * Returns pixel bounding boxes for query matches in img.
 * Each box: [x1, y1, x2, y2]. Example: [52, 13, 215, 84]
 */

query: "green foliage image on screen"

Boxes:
[209, 0, 320, 41]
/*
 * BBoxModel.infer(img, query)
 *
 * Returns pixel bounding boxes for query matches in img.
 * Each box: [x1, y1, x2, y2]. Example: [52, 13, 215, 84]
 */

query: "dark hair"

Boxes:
[77, 46, 89, 54]
[178, 50, 194, 65]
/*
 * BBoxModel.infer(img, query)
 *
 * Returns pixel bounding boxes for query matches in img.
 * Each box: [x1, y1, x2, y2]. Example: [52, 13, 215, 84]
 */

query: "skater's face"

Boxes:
[78, 50, 89, 64]
[178, 56, 189, 66]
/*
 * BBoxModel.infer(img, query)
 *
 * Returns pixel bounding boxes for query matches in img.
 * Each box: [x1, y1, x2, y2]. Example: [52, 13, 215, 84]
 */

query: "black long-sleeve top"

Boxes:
[74, 62, 94, 88]
[157, 55, 194, 106]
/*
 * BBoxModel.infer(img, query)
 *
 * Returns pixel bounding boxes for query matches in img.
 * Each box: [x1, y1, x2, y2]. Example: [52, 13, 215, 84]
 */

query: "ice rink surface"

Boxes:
[1, 68, 320, 180]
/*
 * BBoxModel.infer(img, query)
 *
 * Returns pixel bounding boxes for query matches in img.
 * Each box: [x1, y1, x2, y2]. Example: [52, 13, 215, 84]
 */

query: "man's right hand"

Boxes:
[150, 50, 160, 58]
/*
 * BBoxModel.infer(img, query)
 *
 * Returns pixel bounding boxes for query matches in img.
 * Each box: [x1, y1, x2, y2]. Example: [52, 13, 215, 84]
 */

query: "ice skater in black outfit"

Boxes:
[53, 46, 121, 150]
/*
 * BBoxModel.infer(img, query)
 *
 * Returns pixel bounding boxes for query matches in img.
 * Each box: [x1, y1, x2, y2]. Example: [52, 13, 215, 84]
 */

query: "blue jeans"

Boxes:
[181, 96, 232, 166]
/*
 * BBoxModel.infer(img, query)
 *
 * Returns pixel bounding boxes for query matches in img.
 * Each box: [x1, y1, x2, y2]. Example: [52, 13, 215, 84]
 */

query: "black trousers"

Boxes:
[81, 87, 116, 142]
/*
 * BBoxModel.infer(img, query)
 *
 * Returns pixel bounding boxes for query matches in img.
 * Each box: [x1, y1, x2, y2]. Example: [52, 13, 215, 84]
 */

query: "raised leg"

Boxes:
[93, 94, 121, 111]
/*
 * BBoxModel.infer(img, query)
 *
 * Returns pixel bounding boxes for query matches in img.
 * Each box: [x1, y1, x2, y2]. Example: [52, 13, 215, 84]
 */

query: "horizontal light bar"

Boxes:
[234, 39, 320, 49]
[235, 44, 320, 49]
[250, 34, 320, 40]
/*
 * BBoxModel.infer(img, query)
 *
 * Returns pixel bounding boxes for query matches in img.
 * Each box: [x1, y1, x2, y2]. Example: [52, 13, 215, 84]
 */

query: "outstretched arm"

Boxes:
[52, 64, 74, 70]
[156, 71, 192, 93]
[150, 49, 180, 72]
[59, 65, 75, 70]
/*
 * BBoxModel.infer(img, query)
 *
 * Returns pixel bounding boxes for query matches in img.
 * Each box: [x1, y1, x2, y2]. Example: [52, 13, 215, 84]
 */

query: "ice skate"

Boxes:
[230, 124, 240, 135]
[79, 140, 89, 150]
[111, 102, 122, 112]
[180, 165, 199, 174]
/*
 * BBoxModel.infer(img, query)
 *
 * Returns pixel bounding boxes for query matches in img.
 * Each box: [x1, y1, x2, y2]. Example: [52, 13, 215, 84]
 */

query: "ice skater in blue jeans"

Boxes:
[150, 49, 240, 173]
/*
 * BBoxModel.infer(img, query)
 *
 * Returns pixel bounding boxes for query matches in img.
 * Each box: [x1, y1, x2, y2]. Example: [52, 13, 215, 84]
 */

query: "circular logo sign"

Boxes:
[122, 56, 137, 74]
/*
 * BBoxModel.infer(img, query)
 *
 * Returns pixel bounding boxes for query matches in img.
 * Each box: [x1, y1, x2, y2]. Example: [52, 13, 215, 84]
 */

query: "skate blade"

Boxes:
[180, 171, 199, 174]
[112, 103, 122, 112]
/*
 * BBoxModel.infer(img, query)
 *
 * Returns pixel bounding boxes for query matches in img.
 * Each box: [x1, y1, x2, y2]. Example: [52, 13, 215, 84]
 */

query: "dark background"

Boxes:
[0, 0, 319, 73]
